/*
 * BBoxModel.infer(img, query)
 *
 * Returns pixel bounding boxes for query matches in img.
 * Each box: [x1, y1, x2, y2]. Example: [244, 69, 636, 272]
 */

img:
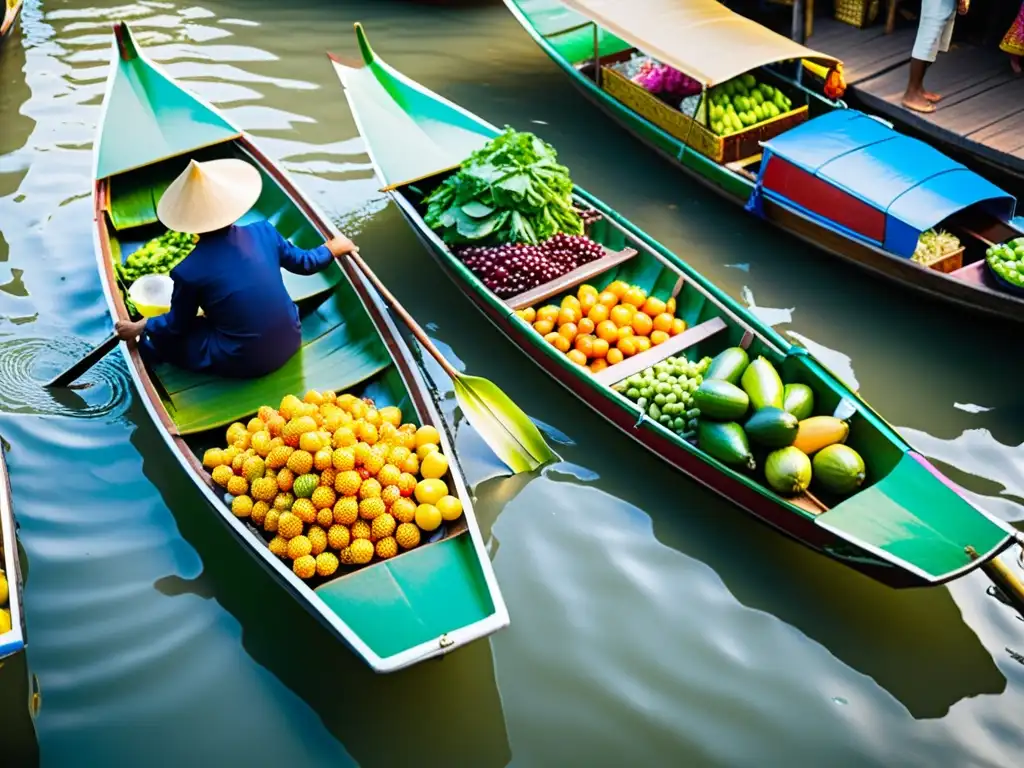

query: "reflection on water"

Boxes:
[0, 1, 1022, 766]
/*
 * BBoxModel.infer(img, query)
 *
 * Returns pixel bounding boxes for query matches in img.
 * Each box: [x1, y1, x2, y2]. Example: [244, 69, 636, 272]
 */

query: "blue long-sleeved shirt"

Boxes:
[142, 221, 333, 378]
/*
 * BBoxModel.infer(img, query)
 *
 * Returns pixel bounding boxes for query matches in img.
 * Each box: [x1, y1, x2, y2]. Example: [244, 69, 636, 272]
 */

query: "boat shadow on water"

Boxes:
[126, 398, 513, 767]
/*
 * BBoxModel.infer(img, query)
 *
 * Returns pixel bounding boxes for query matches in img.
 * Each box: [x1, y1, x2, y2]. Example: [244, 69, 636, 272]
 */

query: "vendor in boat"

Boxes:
[114, 158, 356, 378]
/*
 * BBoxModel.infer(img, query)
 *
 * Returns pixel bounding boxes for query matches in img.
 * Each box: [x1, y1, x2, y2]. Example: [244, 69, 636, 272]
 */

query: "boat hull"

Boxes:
[504, 0, 1024, 323]
[1, 1, 22, 41]
[390, 196, 935, 590]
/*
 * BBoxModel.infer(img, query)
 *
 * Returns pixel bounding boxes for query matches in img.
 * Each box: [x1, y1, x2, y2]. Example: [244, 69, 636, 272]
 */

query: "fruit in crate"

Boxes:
[520, 281, 689, 372]
[913, 229, 961, 265]
[812, 444, 866, 495]
[765, 446, 812, 495]
[205, 390, 462, 578]
[986, 237, 1024, 288]
[707, 74, 793, 137]
[613, 354, 713, 437]
[457, 234, 606, 298]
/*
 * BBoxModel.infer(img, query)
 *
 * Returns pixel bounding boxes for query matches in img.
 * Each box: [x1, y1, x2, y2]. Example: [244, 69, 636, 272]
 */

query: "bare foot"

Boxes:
[923, 90, 942, 102]
[1012, 56, 1022, 76]
[902, 92, 936, 113]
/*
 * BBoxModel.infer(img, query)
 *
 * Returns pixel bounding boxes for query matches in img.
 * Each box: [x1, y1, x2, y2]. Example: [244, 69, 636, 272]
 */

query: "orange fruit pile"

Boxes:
[515, 281, 688, 373]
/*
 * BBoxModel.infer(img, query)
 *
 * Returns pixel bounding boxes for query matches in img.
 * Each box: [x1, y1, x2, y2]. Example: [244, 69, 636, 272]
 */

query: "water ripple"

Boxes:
[0, 335, 131, 421]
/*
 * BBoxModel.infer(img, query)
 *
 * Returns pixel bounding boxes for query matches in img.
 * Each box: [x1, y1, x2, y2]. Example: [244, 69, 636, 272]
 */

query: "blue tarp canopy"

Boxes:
[758, 110, 1017, 257]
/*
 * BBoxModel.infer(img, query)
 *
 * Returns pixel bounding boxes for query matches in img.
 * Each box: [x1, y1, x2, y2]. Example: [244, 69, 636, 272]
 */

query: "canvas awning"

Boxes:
[558, 0, 840, 86]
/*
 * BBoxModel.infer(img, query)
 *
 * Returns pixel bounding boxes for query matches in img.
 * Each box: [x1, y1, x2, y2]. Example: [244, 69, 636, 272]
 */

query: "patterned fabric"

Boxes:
[1000, 3, 1024, 57]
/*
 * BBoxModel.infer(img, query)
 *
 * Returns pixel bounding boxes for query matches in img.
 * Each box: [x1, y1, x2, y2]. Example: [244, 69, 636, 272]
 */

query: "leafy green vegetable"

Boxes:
[118, 230, 199, 284]
[912, 229, 960, 265]
[423, 128, 582, 246]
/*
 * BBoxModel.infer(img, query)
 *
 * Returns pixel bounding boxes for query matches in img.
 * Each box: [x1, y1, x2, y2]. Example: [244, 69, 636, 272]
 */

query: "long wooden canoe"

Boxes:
[501, 0, 1024, 323]
[0, 442, 27, 663]
[92, 22, 508, 672]
[1, 0, 23, 41]
[330, 24, 1024, 591]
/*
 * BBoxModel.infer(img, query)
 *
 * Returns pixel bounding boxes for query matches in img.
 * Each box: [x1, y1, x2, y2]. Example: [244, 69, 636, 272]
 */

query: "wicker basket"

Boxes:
[919, 247, 964, 273]
[834, 0, 881, 28]
[601, 65, 808, 164]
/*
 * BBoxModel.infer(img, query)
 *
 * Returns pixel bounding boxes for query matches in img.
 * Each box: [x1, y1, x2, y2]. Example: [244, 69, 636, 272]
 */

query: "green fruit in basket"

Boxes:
[698, 421, 755, 470]
[765, 446, 812, 495]
[705, 346, 749, 385]
[741, 73, 757, 89]
[693, 379, 749, 421]
[741, 357, 785, 411]
[812, 444, 866, 495]
[782, 383, 815, 421]
[751, 89, 764, 106]
[744, 407, 799, 449]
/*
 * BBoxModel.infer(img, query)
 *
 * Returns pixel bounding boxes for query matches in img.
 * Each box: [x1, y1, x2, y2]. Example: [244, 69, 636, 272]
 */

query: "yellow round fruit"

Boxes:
[303, 389, 324, 406]
[353, 442, 372, 467]
[328, 524, 351, 551]
[316, 552, 339, 577]
[415, 504, 442, 532]
[293, 555, 317, 579]
[359, 478, 382, 500]
[388, 446, 412, 466]
[280, 394, 303, 419]
[251, 477, 278, 502]
[299, 431, 326, 453]
[264, 509, 281, 533]
[242, 456, 266, 483]
[398, 472, 418, 496]
[335, 470, 361, 497]
[265, 445, 293, 470]
[332, 427, 357, 449]
[332, 447, 355, 472]
[258, 405, 277, 423]
[415, 424, 441, 448]
[319, 468, 336, 489]
[333, 497, 359, 526]
[436, 495, 464, 522]
[397, 426, 417, 451]
[268, 536, 289, 558]
[379, 406, 402, 427]
[292, 498, 317, 525]
[232, 431, 251, 451]
[277, 512, 303, 539]
[276, 468, 295, 493]
[227, 475, 248, 497]
[420, 451, 449, 480]
[337, 393, 358, 411]
[364, 408, 383, 429]
[381, 485, 401, 508]
[396, 523, 421, 550]
[316, 507, 334, 529]
[350, 538, 374, 565]
[266, 414, 286, 437]
[211, 465, 233, 488]
[375, 537, 398, 560]
[272, 493, 293, 512]
[416, 442, 439, 461]
[246, 417, 264, 435]
[399, 454, 419, 476]
[251, 431, 273, 457]
[391, 497, 417, 524]
[287, 535, 312, 560]
[226, 422, 247, 445]
[371, 513, 396, 542]
[377, 463, 401, 487]
[359, 497, 385, 521]
[338, 547, 354, 566]
[251, 501, 270, 527]
[286, 450, 314, 476]
[415, 478, 448, 506]
[350, 520, 372, 540]
[231, 495, 253, 518]
[356, 422, 379, 446]
[313, 448, 333, 472]
[311, 486, 336, 511]
[203, 448, 225, 468]
[378, 423, 399, 446]
[364, 452, 386, 476]
[307, 526, 328, 556]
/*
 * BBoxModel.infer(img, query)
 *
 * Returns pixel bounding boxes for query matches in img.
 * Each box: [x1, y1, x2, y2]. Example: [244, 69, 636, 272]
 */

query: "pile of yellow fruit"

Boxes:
[0, 565, 10, 635]
[515, 280, 688, 374]
[202, 389, 463, 580]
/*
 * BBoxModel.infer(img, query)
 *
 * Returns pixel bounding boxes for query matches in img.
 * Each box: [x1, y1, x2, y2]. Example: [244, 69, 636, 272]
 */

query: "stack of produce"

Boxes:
[515, 280, 688, 373]
[613, 354, 712, 438]
[202, 390, 464, 580]
[115, 230, 198, 284]
[912, 229, 961, 265]
[688, 348, 866, 498]
[423, 128, 583, 247]
[0, 564, 10, 635]
[986, 237, 1024, 288]
[707, 74, 793, 137]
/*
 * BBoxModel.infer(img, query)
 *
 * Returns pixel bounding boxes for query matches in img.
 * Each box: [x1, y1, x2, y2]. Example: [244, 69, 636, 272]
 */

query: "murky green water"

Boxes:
[2, 1, 1023, 765]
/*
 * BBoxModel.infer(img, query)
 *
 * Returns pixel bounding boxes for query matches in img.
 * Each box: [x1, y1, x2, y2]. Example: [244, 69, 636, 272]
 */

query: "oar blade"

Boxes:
[453, 374, 557, 474]
[44, 332, 120, 389]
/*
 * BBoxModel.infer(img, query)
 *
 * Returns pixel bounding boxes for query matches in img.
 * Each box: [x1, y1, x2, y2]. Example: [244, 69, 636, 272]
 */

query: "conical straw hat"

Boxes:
[156, 158, 263, 234]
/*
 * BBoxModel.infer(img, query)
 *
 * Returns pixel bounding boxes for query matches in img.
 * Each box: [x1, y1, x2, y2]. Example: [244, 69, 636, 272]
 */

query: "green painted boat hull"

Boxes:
[91, 22, 508, 672]
[331, 23, 1018, 588]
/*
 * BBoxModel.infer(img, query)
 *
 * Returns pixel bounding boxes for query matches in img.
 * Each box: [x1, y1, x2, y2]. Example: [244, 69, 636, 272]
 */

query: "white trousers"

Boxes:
[912, 0, 957, 62]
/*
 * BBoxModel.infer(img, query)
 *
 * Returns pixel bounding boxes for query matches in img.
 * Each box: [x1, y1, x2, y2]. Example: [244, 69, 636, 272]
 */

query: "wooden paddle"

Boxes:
[343, 248, 557, 474]
[43, 332, 120, 389]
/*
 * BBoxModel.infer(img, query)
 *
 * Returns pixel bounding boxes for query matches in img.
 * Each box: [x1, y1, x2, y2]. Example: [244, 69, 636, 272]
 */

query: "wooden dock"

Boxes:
[807, 17, 1024, 181]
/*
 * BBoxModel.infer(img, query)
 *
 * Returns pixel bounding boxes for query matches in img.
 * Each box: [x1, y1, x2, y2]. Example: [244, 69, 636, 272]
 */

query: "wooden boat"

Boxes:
[92, 22, 508, 673]
[330, 24, 1024, 592]
[1, 0, 23, 41]
[501, 0, 1024, 323]
[0, 443, 28, 664]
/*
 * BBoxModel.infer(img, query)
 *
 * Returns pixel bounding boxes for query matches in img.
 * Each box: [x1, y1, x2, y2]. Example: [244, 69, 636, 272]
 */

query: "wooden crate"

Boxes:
[600, 65, 808, 165]
[920, 247, 964, 273]
[834, 0, 881, 28]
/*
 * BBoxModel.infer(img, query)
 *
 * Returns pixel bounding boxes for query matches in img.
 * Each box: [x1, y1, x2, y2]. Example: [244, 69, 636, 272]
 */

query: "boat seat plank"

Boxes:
[594, 316, 727, 386]
[505, 247, 637, 310]
[154, 290, 392, 435]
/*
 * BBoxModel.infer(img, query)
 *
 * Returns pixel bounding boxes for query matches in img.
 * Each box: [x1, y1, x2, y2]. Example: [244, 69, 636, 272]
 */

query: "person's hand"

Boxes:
[957, 0, 969, 15]
[115, 318, 147, 342]
[326, 234, 357, 257]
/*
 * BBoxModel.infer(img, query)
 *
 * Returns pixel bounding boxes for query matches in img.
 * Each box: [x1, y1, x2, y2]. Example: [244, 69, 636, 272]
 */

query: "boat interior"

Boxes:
[97, 141, 500, 634]
[399, 170, 907, 521]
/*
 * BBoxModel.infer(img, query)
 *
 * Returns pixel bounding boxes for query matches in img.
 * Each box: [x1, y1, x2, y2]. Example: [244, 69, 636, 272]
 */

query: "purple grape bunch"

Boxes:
[457, 234, 607, 298]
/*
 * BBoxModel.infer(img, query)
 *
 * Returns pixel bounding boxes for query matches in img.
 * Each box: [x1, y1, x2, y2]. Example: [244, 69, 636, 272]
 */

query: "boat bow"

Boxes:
[329, 23, 498, 190]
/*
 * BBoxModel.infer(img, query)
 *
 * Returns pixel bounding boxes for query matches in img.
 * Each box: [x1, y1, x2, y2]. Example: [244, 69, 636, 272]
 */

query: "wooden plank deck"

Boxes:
[807, 17, 1024, 179]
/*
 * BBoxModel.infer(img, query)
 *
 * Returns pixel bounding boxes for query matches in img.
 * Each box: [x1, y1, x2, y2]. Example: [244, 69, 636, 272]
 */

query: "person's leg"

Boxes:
[903, 0, 955, 112]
